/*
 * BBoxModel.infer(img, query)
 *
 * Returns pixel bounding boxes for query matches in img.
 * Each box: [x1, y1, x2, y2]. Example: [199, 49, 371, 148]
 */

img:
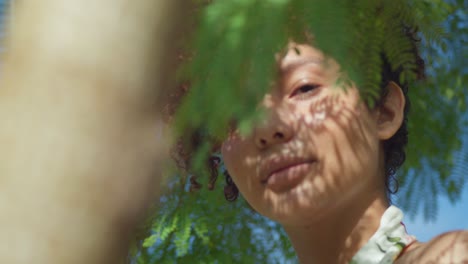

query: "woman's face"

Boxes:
[221, 44, 386, 226]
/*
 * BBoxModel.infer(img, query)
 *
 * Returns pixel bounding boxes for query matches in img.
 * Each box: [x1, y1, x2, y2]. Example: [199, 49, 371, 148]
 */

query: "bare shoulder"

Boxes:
[396, 230, 468, 264]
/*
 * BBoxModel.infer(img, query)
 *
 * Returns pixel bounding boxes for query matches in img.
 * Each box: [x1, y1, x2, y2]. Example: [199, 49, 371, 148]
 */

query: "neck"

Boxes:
[283, 190, 389, 264]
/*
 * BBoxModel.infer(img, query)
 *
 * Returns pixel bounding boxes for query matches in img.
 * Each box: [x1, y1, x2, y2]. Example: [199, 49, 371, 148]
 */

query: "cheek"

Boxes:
[221, 138, 238, 173]
[221, 136, 258, 189]
[316, 105, 381, 189]
[291, 89, 352, 132]
[221, 136, 270, 214]
[296, 90, 379, 176]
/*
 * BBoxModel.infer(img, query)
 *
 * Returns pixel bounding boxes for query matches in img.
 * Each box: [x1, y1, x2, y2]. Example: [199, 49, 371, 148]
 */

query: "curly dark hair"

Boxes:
[378, 26, 425, 195]
[166, 26, 425, 203]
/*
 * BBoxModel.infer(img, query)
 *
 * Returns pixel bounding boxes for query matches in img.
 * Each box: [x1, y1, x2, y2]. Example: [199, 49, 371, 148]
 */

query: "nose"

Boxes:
[253, 110, 294, 150]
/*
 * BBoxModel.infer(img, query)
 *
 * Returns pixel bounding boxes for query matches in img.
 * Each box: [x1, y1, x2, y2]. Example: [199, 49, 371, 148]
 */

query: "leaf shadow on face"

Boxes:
[230, 90, 393, 260]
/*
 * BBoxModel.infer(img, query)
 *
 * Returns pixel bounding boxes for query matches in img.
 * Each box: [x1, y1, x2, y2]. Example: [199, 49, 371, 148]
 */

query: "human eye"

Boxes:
[289, 83, 321, 100]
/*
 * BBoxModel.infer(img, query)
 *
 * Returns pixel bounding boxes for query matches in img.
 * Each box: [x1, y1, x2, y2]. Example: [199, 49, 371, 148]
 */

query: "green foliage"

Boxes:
[395, 0, 468, 220]
[176, 0, 289, 140]
[132, 174, 296, 263]
[134, 0, 467, 262]
[174, 0, 455, 186]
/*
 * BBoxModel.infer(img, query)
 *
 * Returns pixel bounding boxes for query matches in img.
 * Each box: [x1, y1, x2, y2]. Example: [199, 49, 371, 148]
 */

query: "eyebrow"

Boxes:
[280, 58, 324, 75]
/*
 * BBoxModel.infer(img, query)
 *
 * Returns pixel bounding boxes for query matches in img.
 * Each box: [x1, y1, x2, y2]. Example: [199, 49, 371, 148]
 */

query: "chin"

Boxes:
[255, 180, 332, 225]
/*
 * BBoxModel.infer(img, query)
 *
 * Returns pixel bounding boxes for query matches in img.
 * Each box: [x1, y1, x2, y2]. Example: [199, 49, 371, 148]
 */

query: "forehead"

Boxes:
[277, 43, 340, 82]
[279, 44, 326, 72]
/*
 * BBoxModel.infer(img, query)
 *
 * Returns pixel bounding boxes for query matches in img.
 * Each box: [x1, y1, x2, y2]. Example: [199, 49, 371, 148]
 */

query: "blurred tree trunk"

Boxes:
[0, 1, 184, 263]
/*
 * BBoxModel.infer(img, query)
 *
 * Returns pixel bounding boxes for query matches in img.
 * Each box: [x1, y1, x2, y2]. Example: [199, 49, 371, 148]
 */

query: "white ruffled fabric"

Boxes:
[350, 206, 416, 264]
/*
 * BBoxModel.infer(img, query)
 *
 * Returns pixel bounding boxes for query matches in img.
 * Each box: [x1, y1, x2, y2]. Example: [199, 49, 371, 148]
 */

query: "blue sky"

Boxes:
[401, 112, 468, 242]
[404, 184, 468, 242]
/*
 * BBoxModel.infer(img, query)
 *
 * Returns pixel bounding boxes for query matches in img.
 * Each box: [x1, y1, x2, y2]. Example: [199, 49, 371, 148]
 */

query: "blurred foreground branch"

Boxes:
[0, 1, 184, 263]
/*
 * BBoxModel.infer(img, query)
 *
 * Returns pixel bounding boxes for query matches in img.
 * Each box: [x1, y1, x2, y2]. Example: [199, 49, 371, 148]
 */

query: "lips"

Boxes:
[260, 157, 316, 192]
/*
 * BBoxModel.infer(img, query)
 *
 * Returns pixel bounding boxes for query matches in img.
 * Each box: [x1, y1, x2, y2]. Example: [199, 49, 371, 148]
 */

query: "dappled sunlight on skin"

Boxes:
[222, 83, 383, 221]
[394, 231, 468, 263]
[221, 84, 388, 263]
[221, 43, 392, 263]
